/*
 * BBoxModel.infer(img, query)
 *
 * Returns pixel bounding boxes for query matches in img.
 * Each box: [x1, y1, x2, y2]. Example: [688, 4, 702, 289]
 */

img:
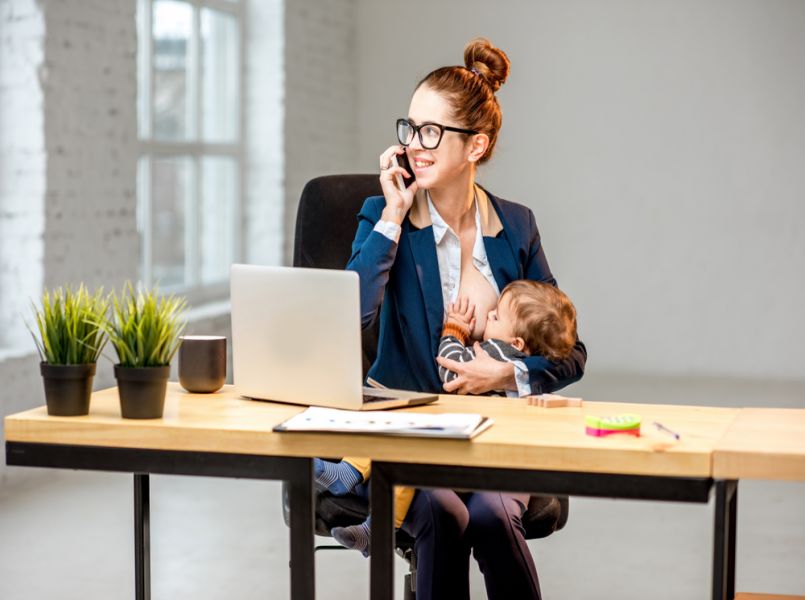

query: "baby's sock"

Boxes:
[313, 458, 363, 496]
[331, 519, 371, 558]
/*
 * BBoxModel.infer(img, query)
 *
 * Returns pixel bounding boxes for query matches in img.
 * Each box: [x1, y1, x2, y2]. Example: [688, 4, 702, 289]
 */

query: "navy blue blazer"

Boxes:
[346, 187, 587, 395]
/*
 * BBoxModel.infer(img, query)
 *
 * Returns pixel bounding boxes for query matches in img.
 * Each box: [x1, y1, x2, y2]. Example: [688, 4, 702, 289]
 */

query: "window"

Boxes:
[137, 0, 243, 301]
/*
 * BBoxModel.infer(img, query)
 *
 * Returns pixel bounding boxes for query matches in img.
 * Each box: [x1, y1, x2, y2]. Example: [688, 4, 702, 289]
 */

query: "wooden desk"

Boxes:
[361, 398, 741, 600]
[5, 384, 319, 600]
[6, 385, 740, 599]
[713, 409, 805, 600]
[6, 387, 735, 477]
[735, 595, 805, 600]
[713, 409, 805, 481]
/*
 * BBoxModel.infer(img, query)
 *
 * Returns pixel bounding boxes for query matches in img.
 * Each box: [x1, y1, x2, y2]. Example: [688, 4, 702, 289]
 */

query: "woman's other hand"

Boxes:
[379, 145, 418, 225]
[437, 343, 516, 395]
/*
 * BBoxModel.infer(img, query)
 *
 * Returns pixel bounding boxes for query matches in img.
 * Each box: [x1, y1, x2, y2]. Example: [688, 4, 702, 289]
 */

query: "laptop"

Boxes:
[230, 264, 438, 410]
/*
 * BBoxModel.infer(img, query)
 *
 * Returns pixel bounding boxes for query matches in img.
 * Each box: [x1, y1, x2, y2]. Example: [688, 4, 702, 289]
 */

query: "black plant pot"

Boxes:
[40, 362, 96, 416]
[114, 364, 170, 419]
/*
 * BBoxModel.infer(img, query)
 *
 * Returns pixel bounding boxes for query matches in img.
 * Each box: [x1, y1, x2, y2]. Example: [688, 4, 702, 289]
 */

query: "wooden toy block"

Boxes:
[527, 394, 583, 408]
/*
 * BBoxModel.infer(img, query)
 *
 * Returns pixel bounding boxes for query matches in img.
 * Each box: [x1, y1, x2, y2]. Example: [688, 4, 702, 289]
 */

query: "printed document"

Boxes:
[274, 407, 493, 439]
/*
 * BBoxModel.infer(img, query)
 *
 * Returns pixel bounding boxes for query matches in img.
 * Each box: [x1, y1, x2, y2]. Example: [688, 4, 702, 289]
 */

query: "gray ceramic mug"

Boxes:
[178, 335, 227, 393]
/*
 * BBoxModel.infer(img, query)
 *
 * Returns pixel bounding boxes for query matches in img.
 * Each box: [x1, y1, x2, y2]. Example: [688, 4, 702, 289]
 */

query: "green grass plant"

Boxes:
[30, 285, 109, 365]
[103, 282, 187, 368]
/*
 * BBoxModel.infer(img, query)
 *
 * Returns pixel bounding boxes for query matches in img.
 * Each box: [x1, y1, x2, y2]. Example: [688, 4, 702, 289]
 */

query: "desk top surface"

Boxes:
[713, 408, 805, 481]
[4, 384, 741, 478]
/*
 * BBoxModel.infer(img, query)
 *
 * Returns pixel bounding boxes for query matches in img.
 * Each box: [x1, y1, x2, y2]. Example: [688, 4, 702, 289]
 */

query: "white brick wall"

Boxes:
[247, 0, 364, 266]
[0, 0, 141, 486]
[0, 0, 45, 350]
[244, 0, 284, 266]
[282, 0, 360, 264]
[0, 0, 46, 487]
[0, 0, 363, 487]
[40, 0, 139, 291]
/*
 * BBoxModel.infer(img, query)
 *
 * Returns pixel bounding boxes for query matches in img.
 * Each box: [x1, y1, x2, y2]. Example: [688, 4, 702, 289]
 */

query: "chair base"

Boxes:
[404, 573, 416, 600]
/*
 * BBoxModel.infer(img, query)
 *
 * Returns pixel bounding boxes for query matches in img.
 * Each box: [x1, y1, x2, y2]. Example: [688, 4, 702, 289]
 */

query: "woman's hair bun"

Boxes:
[464, 38, 510, 92]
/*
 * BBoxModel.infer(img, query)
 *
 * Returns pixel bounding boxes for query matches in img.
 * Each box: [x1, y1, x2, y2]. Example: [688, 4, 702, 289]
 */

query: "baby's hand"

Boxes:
[446, 297, 476, 333]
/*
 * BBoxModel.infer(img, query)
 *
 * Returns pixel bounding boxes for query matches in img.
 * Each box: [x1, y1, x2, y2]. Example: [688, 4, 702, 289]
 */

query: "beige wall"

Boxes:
[355, 0, 805, 381]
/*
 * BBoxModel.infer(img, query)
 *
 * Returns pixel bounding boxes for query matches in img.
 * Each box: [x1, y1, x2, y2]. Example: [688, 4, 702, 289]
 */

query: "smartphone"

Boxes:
[390, 151, 415, 190]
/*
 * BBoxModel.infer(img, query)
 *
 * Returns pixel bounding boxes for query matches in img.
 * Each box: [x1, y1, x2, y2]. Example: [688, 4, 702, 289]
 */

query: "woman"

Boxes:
[347, 38, 587, 600]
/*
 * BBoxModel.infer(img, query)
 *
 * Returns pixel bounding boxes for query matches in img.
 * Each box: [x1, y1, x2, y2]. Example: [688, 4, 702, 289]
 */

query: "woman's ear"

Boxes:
[510, 337, 526, 352]
[467, 133, 490, 163]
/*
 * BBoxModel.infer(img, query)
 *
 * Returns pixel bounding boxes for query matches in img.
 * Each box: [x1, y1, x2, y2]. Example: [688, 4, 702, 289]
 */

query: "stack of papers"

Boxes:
[274, 407, 493, 439]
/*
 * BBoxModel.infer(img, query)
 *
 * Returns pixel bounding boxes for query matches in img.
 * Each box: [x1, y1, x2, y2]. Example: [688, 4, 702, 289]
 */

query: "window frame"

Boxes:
[137, 0, 245, 305]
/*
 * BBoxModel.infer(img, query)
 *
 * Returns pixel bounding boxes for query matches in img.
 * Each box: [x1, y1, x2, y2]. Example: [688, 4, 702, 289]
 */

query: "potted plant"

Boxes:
[102, 282, 187, 419]
[30, 285, 109, 416]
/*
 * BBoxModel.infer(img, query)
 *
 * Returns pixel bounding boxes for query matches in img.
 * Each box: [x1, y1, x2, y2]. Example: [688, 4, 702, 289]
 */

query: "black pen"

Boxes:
[653, 421, 681, 440]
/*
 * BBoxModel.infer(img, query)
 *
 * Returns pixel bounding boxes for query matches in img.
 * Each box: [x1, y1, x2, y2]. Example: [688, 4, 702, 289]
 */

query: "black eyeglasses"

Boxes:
[396, 118, 479, 150]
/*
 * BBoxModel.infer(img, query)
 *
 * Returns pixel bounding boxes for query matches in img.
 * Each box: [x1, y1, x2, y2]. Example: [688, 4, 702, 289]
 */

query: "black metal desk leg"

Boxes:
[288, 459, 315, 600]
[712, 479, 738, 600]
[727, 481, 738, 600]
[370, 463, 395, 600]
[134, 473, 151, 600]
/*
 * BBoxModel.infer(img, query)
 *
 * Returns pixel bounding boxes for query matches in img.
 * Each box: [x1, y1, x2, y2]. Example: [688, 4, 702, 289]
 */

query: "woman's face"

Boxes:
[405, 85, 473, 190]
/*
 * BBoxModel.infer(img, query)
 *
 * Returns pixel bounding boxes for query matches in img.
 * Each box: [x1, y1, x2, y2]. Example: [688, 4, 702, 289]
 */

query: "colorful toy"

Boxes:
[585, 414, 641, 437]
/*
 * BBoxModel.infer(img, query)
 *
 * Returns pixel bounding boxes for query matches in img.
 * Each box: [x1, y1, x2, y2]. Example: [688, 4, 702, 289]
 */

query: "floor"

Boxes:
[1, 373, 803, 600]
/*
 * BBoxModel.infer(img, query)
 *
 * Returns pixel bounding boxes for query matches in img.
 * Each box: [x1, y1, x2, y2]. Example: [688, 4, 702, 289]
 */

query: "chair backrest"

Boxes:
[293, 174, 383, 376]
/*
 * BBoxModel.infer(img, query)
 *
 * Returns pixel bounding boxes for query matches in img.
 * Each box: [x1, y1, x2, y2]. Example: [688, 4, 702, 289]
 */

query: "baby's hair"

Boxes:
[501, 280, 577, 361]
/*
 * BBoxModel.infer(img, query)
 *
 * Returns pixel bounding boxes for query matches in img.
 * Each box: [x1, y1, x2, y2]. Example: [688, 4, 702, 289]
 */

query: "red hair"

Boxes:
[416, 38, 510, 164]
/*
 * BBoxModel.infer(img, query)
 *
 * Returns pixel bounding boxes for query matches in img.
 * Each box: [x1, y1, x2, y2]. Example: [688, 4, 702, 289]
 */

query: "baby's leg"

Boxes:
[332, 517, 371, 558]
[394, 486, 415, 528]
[313, 456, 370, 496]
[331, 487, 417, 557]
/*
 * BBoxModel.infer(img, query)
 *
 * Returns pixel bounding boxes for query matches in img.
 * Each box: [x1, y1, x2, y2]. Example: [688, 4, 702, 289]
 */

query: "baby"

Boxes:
[438, 279, 578, 393]
[315, 280, 578, 555]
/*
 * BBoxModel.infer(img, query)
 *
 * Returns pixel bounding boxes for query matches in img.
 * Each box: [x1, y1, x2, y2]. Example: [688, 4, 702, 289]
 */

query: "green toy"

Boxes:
[585, 414, 641, 437]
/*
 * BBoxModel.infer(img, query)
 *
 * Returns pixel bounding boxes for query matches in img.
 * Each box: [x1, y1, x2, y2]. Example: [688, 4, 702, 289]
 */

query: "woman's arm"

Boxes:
[521, 342, 587, 394]
[520, 209, 587, 393]
[345, 198, 399, 329]
[437, 345, 517, 394]
[347, 146, 420, 329]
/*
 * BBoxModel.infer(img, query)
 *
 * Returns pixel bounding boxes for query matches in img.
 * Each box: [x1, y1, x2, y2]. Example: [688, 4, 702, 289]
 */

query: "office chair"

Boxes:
[283, 174, 569, 599]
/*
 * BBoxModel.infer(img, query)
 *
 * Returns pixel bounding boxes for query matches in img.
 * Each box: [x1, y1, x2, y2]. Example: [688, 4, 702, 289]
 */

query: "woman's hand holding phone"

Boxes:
[379, 145, 418, 225]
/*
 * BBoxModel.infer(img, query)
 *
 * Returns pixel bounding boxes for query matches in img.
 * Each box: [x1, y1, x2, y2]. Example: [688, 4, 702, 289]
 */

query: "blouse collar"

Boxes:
[408, 184, 503, 237]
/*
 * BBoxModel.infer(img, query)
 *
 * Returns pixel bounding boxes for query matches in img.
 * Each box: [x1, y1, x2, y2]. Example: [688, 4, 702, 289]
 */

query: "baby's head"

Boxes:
[484, 281, 577, 361]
